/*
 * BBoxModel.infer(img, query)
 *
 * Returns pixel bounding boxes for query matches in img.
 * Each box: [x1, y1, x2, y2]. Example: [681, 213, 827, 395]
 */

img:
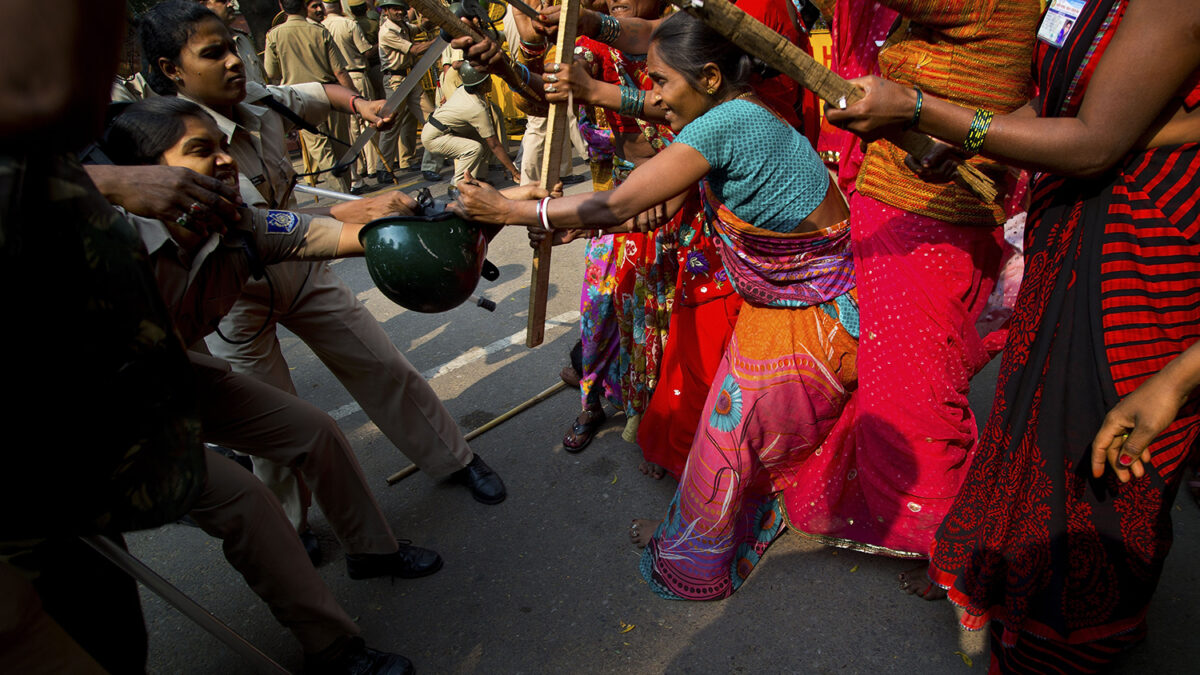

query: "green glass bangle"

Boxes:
[596, 14, 621, 44]
[906, 87, 923, 129]
[963, 108, 994, 155]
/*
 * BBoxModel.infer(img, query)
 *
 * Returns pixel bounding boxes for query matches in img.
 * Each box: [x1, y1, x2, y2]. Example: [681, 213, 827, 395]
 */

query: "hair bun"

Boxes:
[749, 56, 779, 81]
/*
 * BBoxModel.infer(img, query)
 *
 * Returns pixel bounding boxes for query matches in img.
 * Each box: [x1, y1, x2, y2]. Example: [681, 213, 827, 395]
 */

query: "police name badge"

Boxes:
[266, 210, 300, 235]
[1038, 0, 1085, 48]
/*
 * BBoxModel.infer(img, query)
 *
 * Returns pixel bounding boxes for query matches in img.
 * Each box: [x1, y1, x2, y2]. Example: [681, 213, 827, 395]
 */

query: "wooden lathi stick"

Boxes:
[406, 0, 547, 112]
[526, 0, 581, 348]
[385, 381, 569, 485]
[666, 0, 998, 204]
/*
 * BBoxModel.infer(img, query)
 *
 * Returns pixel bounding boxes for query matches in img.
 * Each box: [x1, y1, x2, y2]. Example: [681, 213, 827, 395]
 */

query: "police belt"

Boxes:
[426, 116, 448, 133]
[345, 67, 367, 73]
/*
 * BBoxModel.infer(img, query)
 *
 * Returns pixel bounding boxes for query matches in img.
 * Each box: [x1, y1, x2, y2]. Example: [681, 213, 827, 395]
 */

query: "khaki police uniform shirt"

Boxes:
[378, 16, 418, 82]
[111, 72, 151, 103]
[179, 81, 331, 209]
[430, 86, 495, 140]
[232, 28, 267, 86]
[323, 14, 372, 72]
[264, 15, 347, 85]
[124, 206, 342, 347]
[357, 15, 380, 50]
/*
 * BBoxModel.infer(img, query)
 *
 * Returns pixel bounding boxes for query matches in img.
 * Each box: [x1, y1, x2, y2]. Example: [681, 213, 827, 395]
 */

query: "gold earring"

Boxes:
[706, 86, 716, 95]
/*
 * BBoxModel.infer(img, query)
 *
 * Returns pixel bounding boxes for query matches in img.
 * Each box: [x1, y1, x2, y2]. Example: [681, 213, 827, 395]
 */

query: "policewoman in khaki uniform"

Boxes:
[104, 94, 427, 672]
[138, 1, 506, 541]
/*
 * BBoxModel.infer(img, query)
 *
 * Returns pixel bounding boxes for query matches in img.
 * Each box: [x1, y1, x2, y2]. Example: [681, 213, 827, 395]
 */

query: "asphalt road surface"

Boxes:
[128, 156, 1200, 674]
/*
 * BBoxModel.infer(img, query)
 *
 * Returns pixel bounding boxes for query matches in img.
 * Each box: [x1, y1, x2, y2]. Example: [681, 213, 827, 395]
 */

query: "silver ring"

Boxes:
[551, 62, 561, 73]
[546, 84, 558, 93]
[187, 201, 203, 214]
[175, 212, 191, 227]
[544, 73, 558, 83]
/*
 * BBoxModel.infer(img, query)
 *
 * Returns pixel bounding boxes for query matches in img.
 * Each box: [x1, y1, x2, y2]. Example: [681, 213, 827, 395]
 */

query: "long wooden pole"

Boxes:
[406, 0, 547, 113]
[385, 381, 569, 485]
[666, 0, 998, 204]
[526, 0, 580, 348]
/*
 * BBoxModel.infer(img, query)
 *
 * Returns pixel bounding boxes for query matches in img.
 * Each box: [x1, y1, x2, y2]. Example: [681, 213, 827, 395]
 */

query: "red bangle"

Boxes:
[349, 95, 362, 116]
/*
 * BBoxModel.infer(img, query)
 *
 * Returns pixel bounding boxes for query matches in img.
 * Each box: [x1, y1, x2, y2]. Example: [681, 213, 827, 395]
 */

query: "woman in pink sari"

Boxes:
[781, 0, 1041, 570]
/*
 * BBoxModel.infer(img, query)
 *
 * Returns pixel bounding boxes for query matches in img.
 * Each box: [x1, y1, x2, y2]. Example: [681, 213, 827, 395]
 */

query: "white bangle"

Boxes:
[537, 197, 552, 231]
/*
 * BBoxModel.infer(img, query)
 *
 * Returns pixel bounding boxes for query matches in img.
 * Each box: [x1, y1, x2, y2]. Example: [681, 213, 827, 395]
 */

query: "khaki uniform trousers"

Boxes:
[205, 261, 473, 531]
[517, 111, 586, 185]
[189, 351, 394, 652]
[347, 71, 381, 180]
[378, 75, 435, 171]
[299, 110, 355, 193]
[422, 124, 492, 187]
[0, 562, 107, 674]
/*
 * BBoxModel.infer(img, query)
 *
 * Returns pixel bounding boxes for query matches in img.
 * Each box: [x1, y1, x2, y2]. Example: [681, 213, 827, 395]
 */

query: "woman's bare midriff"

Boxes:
[793, 177, 852, 235]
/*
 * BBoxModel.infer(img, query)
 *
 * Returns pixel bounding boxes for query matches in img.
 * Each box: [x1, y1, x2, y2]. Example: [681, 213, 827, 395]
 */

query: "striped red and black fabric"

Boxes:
[1100, 145, 1200, 477]
[928, 1, 1200, 670]
[931, 141, 1200, 675]
[986, 620, 1146, 675]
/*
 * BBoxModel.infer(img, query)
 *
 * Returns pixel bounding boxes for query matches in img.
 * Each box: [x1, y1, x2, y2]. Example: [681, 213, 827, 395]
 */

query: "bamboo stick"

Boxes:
[666, 0, 998, 204]
[526, 0, 580, 348]
[385, 381, 570, 485]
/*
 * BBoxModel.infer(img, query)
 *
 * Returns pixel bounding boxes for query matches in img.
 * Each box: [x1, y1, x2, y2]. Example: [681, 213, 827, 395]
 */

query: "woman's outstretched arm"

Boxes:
[452, 141, 710, 229]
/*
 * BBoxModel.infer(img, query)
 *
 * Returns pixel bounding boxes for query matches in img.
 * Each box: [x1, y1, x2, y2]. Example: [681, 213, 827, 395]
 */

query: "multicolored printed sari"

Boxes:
[575, 38, 675, 421]
[640, 185, 858, 600]
[928, 1, 1200, 670]
[576, 37, 726, 439]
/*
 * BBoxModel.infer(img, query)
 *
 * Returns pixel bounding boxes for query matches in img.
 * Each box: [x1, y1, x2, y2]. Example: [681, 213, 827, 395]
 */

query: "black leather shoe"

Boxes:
[449, 454, 506, 505]
[421, 170, 442, 182]
[349, 184, 367, 195]
[375, 170, 395, 185]
[300, 528, 321, 567]
[305, 637, 414, 675]
[346, 541, 442, 580]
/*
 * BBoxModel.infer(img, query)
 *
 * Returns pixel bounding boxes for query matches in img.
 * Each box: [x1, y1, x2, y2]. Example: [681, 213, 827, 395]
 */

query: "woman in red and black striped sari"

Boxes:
[827, 0, 1200, 671]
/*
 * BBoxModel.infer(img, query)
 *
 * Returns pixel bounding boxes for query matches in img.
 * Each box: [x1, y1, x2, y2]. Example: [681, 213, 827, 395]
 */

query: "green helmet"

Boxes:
[458, 62, 490, 88]
[359, 213, 488, 313]
[376, 0, 409, 9]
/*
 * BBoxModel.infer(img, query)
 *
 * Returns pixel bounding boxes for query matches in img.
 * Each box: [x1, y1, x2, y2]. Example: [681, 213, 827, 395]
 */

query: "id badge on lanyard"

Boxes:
[1037, 0, 1085, 48]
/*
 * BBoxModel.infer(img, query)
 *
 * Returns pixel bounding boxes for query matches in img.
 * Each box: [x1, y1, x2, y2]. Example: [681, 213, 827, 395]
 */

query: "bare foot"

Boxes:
[629, 518, 660, 548]
[638, 460, 666, 480]
[899, 563, 947, 600]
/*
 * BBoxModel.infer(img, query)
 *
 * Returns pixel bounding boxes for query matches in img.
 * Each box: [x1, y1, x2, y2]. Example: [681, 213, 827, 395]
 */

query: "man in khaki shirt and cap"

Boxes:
[377, 0, 437, 177]
[324, 0, 379, 192]
[422, 63, 519, 188]
[264, 0, 356, 192]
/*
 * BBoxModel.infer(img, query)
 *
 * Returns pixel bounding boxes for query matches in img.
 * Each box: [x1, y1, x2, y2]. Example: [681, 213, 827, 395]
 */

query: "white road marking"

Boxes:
[327, 309, 580, 421]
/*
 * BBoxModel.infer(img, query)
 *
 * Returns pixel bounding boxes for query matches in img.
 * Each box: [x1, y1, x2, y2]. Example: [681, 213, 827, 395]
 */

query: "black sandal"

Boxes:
[563, 407, 606, 453]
